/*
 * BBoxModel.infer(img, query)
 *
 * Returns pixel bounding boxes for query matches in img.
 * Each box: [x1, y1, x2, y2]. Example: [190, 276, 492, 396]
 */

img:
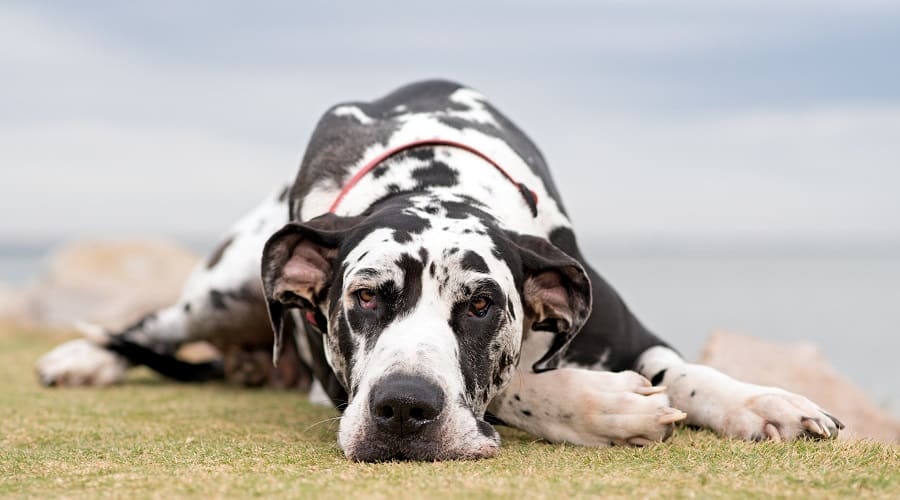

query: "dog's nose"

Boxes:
[369, 374, 444, 436]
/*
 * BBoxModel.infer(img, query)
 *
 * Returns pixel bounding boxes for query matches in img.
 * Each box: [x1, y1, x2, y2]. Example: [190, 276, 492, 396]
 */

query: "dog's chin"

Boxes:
[341, 419, 501, 462]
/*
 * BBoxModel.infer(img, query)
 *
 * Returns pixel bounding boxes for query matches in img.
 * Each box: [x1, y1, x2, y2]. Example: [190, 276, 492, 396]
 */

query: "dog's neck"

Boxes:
[328, 144, 534, 225]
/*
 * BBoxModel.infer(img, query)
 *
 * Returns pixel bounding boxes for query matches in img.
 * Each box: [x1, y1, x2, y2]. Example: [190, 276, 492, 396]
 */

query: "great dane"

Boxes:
[37, 80, 843, 461]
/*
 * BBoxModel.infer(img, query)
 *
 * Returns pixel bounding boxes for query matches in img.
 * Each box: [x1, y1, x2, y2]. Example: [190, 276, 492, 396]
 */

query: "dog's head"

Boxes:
[261, 194, 591, 461]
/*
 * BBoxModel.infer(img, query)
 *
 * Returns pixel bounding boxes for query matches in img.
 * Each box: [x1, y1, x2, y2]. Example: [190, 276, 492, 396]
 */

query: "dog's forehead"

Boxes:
[340, 193, 512, 280]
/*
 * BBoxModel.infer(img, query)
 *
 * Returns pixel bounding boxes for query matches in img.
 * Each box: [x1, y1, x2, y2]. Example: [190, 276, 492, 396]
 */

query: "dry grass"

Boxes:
[1, 326, 897, 498]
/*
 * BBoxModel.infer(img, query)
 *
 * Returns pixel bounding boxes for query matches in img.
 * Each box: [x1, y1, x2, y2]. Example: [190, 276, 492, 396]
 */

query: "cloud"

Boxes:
[1, 2, 898, 247]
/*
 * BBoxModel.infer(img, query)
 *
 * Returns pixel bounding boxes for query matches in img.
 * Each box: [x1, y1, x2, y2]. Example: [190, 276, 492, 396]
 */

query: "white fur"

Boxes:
[331, 105, 374, 124]
[636, 346, 840, 441]
[308, 379, 332, 407]
[488, 330, 684, 447]
[36, 339, 129, 386]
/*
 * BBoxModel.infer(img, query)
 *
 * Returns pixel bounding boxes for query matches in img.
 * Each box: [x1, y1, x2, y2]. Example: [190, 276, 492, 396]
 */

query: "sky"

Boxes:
[2, 0, 899, 252]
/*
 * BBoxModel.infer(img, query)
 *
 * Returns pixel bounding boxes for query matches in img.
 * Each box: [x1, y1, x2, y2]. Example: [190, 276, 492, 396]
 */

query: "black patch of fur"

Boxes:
[448, 280, 506, 403]
[206, 235, 234, 269]
[343, 252, 424, 354]
[104, 335, 223, 382]
[651, 369, 667, 386]
[460, 251, 489, 274]
[410, 161, 459, 189]
[372, 164, 389, 178]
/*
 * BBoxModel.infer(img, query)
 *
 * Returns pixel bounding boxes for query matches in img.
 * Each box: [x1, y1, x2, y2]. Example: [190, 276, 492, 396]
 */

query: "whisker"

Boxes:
[302, 415, 343, 433]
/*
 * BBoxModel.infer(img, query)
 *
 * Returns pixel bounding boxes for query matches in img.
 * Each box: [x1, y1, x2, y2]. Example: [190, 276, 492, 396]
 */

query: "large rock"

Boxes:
[14, 239, 199, 330]
[700, 331, 899, 443]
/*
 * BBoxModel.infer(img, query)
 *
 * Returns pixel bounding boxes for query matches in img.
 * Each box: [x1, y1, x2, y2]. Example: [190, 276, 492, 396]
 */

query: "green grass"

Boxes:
[1, 327, 897, 499]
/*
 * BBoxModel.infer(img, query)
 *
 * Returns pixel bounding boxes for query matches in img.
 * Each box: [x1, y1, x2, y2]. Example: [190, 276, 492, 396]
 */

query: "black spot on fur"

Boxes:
[651, 369, 667, 386]
[418, 247, 428, 264]
[410, 161, 459, 189]
[209, 290, 226, 310]
[356, 251, 369, 262]
[521, 409, 532, 417]
[461, 251, 489, 274]
[183, 302, 191, 313]
[394, 253, 424, 319]
[690, 390, 696, 397]
[206, 236, 234, 269]
[513, 394, 520, 401]
[491, 350, 513, 390]
[408, 146, 435, 162]
[372, 164, 389, 178]
[506, 297, 516, 319]
[429, 262, 436, 277]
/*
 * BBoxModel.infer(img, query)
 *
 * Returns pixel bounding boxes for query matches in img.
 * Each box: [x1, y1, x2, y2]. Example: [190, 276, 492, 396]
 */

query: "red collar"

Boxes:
[327, 138, 538, 216]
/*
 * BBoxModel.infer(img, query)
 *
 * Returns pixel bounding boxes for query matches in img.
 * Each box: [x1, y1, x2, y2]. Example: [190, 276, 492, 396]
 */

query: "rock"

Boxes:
[17, 239, 199, 330]
[699, 331, 900, 443]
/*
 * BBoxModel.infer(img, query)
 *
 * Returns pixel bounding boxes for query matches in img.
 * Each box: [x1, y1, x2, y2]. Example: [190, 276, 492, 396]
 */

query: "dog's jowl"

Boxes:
[37, 80, 843, 461]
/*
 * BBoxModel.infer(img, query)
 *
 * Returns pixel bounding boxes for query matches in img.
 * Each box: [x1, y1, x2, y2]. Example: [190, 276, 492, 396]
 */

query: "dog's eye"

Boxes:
[468, 296, 491, 317]
[356, 289, 377, 310]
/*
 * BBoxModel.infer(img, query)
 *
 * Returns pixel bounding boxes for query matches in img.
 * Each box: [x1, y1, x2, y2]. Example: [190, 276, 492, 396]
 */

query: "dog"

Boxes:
[37, 80, 843, 461]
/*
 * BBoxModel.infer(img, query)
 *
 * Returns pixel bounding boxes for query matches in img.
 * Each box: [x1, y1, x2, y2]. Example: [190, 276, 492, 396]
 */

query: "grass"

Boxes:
[1, 326, 897, 499]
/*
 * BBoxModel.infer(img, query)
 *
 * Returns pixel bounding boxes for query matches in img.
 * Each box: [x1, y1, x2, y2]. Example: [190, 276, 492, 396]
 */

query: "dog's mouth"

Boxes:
[343, 418, 501, 462]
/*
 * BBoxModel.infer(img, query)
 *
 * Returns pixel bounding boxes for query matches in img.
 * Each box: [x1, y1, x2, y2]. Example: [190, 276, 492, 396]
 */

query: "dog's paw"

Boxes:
[719, 388, 844, 442]
[587, 391, 686, 446]
[577, 373, 687, 447]
[36, 339, 128, 387]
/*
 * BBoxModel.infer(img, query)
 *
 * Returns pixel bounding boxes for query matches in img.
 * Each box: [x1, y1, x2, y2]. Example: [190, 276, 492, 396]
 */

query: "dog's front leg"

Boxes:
[487, 368, 686, 447]
[635, 346, 844, 441]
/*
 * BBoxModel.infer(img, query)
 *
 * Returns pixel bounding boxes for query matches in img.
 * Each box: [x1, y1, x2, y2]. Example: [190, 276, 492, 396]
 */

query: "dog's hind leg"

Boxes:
[36, 184, 293, 387]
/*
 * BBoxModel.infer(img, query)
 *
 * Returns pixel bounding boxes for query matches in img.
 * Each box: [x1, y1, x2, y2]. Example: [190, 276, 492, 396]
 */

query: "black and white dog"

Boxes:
[37, 80, 843, 461]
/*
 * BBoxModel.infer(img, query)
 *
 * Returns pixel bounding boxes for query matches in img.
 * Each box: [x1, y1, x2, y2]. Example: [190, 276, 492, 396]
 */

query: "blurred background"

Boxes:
[1, 1, 898, 407]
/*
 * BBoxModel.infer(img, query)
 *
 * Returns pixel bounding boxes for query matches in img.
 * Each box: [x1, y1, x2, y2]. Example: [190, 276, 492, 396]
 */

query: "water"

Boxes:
[1, 249, 896, 409]
[0, 254, 48, 286]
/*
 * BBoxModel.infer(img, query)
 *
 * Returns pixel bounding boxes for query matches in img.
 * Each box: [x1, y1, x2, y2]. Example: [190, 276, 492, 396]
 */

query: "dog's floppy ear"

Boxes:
[261, 213, 364, 365]
[507, 232, 592, 373]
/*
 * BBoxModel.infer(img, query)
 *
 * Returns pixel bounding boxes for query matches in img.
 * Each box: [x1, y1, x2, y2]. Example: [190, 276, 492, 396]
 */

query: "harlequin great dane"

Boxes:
[37, 80, 843, 461]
